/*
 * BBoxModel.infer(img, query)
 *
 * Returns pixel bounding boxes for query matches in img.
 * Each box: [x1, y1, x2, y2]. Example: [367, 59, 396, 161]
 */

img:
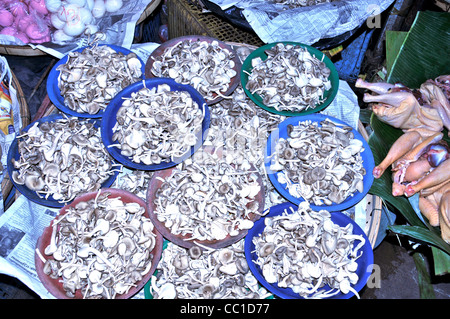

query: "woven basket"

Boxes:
[167, 0, 265, 47]
[358, 121, 382, 248]
[2, 70, 30, 202]
[0, 45, 47, 57]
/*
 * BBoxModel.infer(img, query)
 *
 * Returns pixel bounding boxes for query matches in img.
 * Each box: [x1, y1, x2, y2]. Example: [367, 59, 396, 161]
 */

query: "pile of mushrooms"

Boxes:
[253, 202, 366, 298]
[36, 191, 158, 299]
[206, 85, 286, 207]
[150, 240, 272, 299]
[152, 147, 263, 243]
[269, 118, 366, 205]
[57, 44, 143, 114]
[114, 169, 154, 201]
[110, 83, 205, 165]
[245, 42, 331, 112]
[11, 116, 120, 203]
[150, 38, 238, 102]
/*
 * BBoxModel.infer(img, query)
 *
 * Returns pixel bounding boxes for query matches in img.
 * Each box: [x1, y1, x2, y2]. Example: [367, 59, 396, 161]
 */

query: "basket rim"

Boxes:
[2, 69, 30, 201]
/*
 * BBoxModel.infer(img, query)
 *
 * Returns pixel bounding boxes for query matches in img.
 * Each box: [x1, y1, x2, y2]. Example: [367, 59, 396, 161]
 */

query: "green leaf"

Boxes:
[387, 11, 450, 87]
[412, 252, 436, 299]
[431, 246, 450, 276]
[385, 30, 408, 75]
[388, 225, 450, 255]
[369, 112, 402, 148]
[358, 109, 372, 125]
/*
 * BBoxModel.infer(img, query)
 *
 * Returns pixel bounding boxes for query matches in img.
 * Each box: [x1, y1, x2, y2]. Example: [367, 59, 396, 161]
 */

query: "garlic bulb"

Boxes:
[91, 0, 106, 18]
[46, 0, 124, 41]
[63, 17, 85, 36]
[45, 0, 62, 13]
[66, 0, 86, 6]
[50, 13, 66, 29]
[53, 29, 74, 43]
[105, 0, 123, 13]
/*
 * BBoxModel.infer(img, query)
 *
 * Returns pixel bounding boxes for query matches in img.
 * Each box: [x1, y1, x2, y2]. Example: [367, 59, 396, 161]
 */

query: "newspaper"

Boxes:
[0, 195, 59, 299]
[0, 0, 155, 59]
[207, 0, 395, 45]
[0, 74, 365, 299]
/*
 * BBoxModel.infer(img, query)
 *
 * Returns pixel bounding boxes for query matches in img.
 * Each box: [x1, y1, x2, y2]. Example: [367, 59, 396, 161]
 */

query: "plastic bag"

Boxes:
[205, 0, 395, 46]
[0, 0, 52, 45]
[0, 56, 23, 214]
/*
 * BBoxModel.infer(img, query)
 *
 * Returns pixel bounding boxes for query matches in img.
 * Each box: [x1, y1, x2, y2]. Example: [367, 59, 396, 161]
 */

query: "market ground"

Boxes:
[1, 51, 449, 300]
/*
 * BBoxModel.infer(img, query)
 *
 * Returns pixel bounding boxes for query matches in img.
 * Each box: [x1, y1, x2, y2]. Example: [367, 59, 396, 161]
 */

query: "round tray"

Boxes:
[145, 35, 242, 105]
[244, 201, 374, 299]
[241, 41, 339, 116]
[7, 114, 119, 208]
[35, 188, 164, 299]
[101, 78, 210, 171]
[264, 113, 375, 212]
[146, 148, 265, 250]
[46, 44, 146, 118]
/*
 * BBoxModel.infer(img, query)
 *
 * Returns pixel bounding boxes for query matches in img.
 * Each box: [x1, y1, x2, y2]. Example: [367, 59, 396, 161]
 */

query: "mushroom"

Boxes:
[11, 170, 25, 185]
[259, 242, 275, 257]
[322, 231, 337, 255]
[188, 246, 202, 259]
[24, 175, 45, 191]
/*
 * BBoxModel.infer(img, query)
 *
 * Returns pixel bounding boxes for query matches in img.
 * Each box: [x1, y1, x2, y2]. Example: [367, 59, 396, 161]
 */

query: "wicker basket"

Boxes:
[2, 70, 31, 202]
[167, 0, 265, 47]
[358, 121, 382, 248]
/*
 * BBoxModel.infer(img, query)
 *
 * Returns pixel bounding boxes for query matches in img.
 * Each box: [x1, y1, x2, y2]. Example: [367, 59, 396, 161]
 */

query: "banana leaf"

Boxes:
[387, 11, 450, 87]
[431, 246, 450, 276]
[389, 226, 450, 256]
[385, 31, 407, 75]
[412, 252, 436, 299]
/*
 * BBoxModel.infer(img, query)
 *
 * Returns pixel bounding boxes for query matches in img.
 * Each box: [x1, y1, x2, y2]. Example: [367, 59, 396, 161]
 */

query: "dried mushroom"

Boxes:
[57, 44, 143, 114]
[150, 240, 272, 299]
[269, 118, 366, 205]
[35, 191, 157, 299]
[150, 39, 238, 102]
[245, 43, 331, 112]
[253, 202, 366, 298]
[206, 85, 286, 208]
[153, 147, 263, 244]
[109, 83, 205, 165]
[12, 117, 121, 203]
